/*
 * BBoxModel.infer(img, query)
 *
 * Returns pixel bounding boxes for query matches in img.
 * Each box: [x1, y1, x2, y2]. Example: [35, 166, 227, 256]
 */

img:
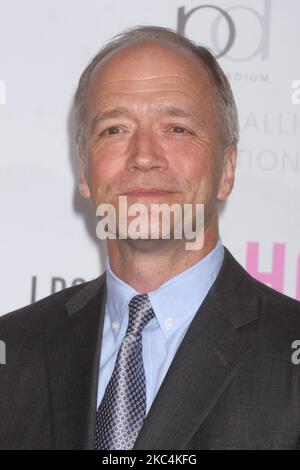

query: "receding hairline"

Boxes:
[88, 38, 215, 84]
[74, 25, 239, 149]
[83, 38, 222, 136]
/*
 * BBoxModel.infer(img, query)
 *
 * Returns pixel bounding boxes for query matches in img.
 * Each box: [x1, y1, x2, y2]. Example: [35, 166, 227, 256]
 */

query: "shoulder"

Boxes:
[0, 273, 105, 339]
[254, 277, 300, 343]
[256, 277, 300, 313]
[222, 246, 300, 330]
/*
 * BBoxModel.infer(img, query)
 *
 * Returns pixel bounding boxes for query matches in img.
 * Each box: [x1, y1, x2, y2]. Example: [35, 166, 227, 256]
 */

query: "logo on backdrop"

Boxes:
[30, 276, 86, 304]
[178, 3, 299, 175]
[177, 0, 271, 61]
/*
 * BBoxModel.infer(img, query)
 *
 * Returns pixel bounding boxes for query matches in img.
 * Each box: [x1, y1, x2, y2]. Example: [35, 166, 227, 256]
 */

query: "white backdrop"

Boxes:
[0, 0, 299, 314]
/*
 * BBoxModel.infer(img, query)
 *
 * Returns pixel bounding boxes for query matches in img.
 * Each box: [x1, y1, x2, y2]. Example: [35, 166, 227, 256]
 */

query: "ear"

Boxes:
[217, 144, 238, 201]
[79, 152, 91, 199]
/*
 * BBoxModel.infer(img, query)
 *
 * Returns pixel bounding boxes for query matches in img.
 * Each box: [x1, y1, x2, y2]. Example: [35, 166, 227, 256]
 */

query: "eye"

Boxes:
[170, 126, 190, 134]
[102, 126, 123, 135]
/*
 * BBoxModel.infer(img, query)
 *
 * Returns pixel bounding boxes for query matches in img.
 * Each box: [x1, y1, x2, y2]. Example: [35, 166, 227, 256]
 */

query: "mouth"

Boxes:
[122, 188, 176, 197]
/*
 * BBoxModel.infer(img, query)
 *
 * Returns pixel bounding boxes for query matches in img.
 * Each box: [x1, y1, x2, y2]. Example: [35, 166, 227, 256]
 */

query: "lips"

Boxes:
[124, 189, 175, 196]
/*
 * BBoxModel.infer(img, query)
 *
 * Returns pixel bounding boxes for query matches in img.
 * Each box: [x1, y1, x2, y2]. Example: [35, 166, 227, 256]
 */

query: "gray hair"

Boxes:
[74, 25, 239, 152]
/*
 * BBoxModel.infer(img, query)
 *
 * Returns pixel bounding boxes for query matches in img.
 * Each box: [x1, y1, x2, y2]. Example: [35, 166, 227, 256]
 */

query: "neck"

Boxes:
[106, 221, 220, 293]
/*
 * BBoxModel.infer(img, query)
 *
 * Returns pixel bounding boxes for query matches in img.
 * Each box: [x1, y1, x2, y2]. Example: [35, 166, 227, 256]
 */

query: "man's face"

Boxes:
[79, 41, 236, 239]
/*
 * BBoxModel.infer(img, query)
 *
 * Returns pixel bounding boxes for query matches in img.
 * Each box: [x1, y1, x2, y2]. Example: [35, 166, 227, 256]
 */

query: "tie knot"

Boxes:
[127, 294, 155, 335]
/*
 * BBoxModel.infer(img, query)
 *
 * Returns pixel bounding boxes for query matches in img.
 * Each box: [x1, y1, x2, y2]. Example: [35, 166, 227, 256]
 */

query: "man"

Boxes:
[1, 26, 300, 450]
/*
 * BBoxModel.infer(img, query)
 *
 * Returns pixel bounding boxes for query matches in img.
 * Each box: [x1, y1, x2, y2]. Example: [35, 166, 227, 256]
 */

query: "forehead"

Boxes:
[85, 41, 215, 112]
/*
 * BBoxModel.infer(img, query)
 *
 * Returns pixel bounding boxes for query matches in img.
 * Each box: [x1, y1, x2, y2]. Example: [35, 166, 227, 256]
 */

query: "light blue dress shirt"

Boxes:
[97, 237, 224, 416]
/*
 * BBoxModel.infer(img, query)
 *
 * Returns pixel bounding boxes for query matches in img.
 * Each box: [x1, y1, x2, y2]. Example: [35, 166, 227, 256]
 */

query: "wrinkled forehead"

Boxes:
[86, 40, 214, 103]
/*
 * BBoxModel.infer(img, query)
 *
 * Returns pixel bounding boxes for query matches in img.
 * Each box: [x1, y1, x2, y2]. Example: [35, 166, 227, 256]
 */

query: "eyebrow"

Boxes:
[161, 106, 206, 128]
[90, 105, 205, 133]
[91, 107, 129, 131]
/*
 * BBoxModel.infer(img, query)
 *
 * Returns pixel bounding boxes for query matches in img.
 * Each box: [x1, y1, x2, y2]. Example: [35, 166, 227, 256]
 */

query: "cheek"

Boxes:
[88, 143, 125, 187]
[164, 140, 216, 183]
[165, 140, 222, 206]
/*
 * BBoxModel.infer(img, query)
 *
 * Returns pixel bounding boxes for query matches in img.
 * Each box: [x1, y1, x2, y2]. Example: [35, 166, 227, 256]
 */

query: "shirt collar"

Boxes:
[105, 237, 224, 341]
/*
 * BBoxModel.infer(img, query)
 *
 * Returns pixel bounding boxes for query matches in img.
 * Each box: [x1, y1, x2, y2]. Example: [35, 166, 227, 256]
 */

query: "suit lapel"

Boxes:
[43, 246, 259, 450]
[43, 273, 107, 449]
[133, 248, 259, 449]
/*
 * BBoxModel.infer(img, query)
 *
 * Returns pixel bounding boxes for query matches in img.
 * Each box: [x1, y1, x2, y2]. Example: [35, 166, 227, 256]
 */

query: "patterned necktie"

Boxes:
[94, 293, 155, 450]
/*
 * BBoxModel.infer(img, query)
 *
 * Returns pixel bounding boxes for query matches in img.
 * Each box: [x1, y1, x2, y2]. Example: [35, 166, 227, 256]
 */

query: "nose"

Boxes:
[126, 127, 168, 173]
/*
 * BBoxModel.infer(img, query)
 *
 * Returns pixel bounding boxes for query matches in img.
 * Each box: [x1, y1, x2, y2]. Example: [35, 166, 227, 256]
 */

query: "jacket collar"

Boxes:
[44, 247, 259, 449]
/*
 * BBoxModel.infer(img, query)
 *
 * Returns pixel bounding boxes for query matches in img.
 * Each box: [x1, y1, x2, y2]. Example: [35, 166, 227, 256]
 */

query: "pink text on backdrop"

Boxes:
[246, 242, 300, 301]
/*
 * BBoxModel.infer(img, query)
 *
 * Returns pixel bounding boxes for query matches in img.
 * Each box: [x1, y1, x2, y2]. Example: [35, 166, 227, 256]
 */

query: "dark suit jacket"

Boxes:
[1, 246, 300, 450]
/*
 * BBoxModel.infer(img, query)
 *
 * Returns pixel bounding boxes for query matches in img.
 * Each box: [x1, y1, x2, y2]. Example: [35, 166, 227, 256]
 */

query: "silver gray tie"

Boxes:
[94, 293, 155, 450]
